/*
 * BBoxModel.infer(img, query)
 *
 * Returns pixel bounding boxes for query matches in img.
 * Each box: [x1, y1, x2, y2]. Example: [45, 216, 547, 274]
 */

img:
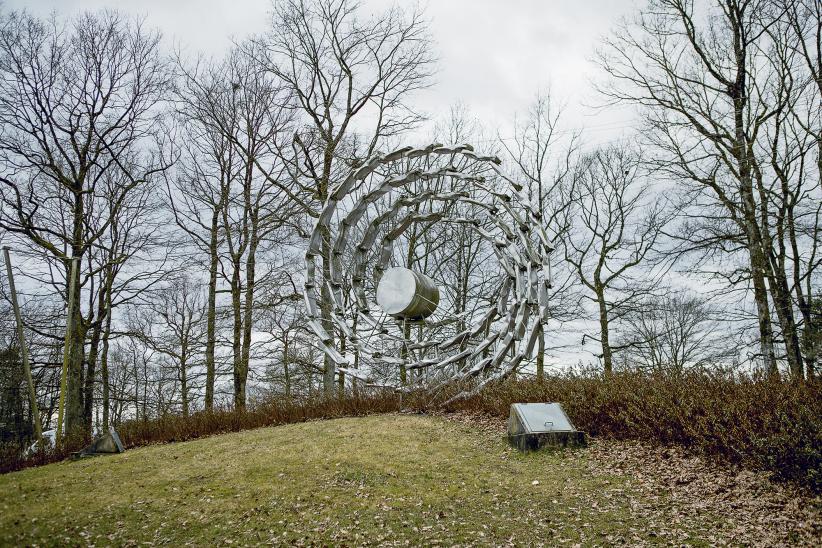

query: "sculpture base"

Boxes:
[507, 431, 587, 452]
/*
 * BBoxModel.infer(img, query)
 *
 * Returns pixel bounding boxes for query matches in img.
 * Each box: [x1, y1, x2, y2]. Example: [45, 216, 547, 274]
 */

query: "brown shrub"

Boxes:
[0, 430, 90, 475]
[118, 392, 401, 447]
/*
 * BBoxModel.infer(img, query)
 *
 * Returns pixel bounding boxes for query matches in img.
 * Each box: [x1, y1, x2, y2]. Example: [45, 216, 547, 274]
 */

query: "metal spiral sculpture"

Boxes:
[304, 143, 553, 394]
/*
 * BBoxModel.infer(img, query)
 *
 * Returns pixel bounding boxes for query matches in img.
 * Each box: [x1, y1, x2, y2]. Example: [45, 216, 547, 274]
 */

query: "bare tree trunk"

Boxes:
[400, 321, 411, 386]
[747, 244, 778, 376]
[768, 266, 804, 379]
[734, 117, 778, 374]
[100, 291, 112, 428]
[352, 344, 359, 398]
[320, 224, 335, 395]
[283, 335, 291, 401]
[231, 259, 245, 410]
[133, 361, 140, 422]
[801, 295, 819, 379]
[66, 255, 87, 436]
[788, 205, 818, 379]
[141, 372, 147, 420]
[205, 210, 220, 411]
[726, 19, 779, 376]
[83, 279, 109, 432]
[180, 351, 189, 418]
[238, 234, 258, 410]
[595, 285, 613, 374]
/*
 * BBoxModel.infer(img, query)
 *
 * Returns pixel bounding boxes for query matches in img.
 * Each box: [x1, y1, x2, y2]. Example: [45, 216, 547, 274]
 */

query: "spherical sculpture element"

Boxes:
[376, 267, 440, 320]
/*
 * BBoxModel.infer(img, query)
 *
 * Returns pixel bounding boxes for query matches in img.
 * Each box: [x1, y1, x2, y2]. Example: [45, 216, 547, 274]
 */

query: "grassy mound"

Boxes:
[1, 414, 817, 545]
[3, 373, 820, 496]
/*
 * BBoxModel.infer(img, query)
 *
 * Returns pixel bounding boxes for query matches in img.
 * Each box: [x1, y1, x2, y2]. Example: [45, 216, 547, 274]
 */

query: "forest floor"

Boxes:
[0, 413, 819, 546]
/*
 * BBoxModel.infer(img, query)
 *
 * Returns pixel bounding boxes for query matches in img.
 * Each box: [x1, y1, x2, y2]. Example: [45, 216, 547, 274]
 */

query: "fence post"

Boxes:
[3, 247, 43, 447]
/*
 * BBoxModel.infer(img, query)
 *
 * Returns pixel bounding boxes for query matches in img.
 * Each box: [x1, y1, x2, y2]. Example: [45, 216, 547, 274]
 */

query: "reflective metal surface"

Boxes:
[302, 142, 555, 394]
[376, 267, 416, 315]
[376, 267, 439, 319]
[511, 403, 575, 433]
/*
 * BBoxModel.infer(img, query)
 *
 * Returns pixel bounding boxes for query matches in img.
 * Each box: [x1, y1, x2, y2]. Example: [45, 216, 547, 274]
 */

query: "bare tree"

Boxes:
[127, 277, 206, 417]
[166, 65, 234, 412]
[616, 292, 739, 374]
[767, 0, 821, 377]
[597, 0, 821, 378]
[219, 62, 294, 411]
[258, 272, 309, 400]
[250, 0, 435, 393]
[76, 167, 169, 432]
[0, 10, 169, 433]
[171, 46, 298, 410]
[501, 92, 582, 380]
[0, 294, 65, 434]
[560, 145, 665, 373]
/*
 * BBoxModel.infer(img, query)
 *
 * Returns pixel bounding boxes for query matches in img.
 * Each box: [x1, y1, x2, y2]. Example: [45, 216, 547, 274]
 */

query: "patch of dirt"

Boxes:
[437, 410, 822, 547]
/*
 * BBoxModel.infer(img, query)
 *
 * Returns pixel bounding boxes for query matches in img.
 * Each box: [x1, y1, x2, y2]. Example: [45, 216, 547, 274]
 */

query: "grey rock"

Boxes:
[73, 426, 125, 459]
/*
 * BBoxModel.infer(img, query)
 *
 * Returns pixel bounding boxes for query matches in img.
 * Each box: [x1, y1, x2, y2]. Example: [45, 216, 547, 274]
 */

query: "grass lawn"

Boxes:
[0, 414, 814, 546]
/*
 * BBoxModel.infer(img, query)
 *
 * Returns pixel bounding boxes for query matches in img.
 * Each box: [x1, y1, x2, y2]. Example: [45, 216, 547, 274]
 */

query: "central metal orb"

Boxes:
[376, 267, 440, 320]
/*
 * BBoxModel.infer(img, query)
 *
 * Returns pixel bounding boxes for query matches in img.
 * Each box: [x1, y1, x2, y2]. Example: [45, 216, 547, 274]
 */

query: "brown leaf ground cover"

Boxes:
[0, 413, 819, 546]
[444, 411, 821, 546]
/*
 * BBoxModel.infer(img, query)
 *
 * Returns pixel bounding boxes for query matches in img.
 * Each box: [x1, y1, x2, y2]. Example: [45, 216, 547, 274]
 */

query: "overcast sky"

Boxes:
[5, 0, 642, 147]
[3, 0, 651, 367]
